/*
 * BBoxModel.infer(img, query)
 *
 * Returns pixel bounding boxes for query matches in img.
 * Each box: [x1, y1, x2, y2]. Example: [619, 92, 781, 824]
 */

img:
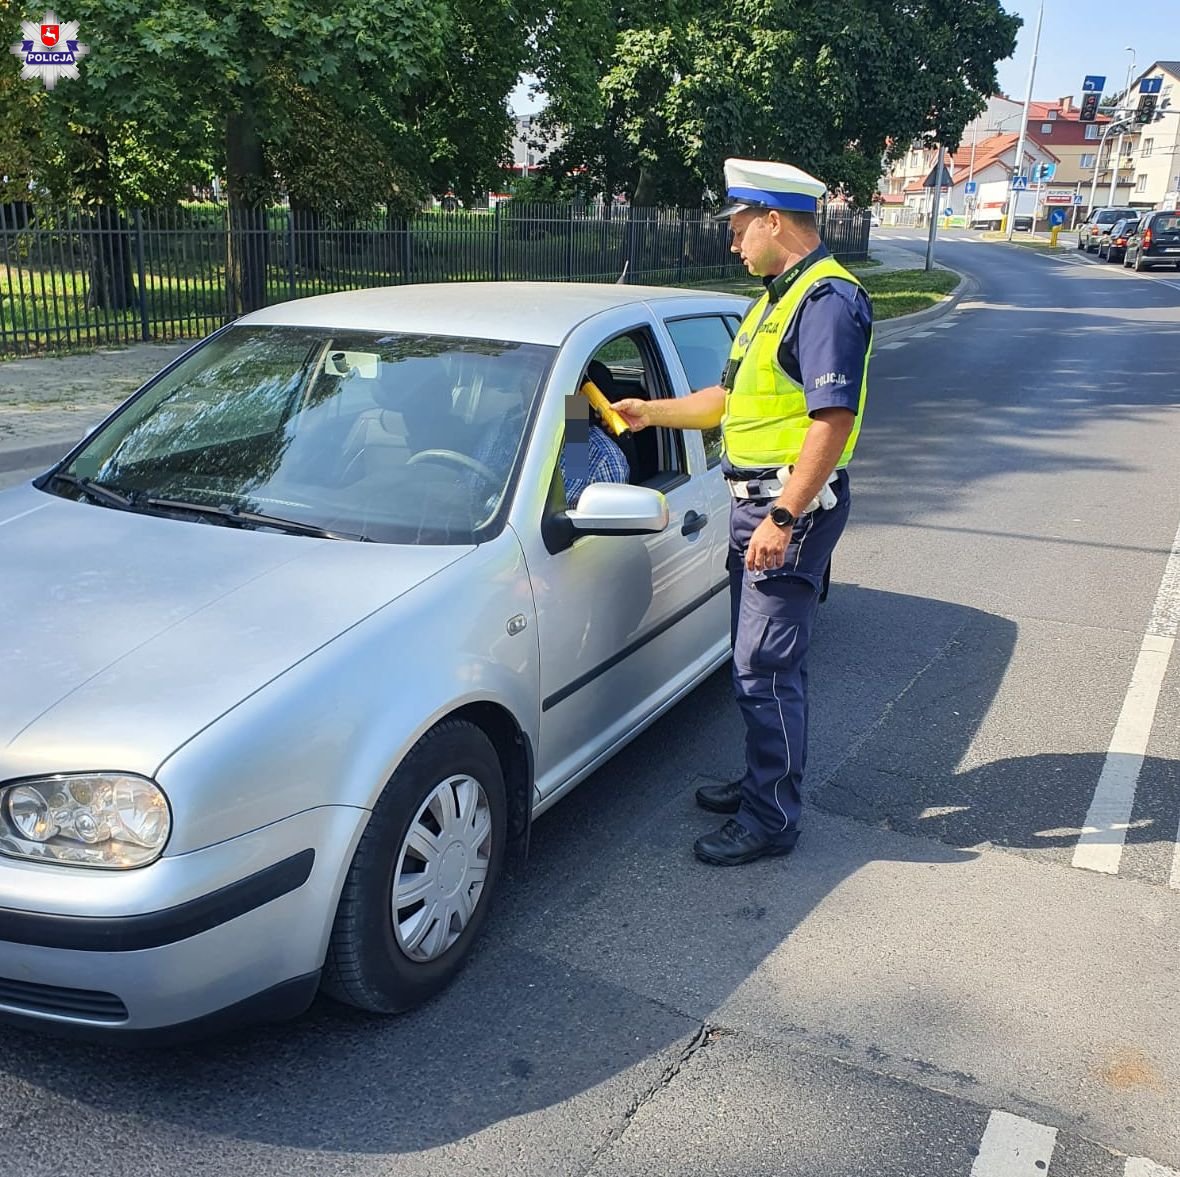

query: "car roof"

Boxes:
[236, 282, 748, 346]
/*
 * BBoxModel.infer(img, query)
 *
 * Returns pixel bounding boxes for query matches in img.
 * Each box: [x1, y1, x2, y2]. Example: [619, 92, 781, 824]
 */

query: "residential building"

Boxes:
[877, 130, 1056, 226]
[877, 92, 1126, 222]
[1125, 61, 1180, 209]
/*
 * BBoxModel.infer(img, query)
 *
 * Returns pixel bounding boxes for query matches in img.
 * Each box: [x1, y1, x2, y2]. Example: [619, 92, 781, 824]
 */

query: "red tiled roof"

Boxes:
[944, 132, 1059, 187]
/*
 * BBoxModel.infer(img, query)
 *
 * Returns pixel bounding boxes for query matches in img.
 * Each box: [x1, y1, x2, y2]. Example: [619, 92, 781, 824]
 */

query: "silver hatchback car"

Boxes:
[0, 282, 746, 1037]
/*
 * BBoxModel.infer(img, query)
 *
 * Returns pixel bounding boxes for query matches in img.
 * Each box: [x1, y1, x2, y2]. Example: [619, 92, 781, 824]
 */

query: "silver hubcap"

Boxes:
[392, 773, 492, 963]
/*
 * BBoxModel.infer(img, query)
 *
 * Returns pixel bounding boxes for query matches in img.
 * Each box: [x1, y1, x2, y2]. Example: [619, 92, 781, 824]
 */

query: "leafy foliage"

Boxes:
[535, 0, 1021, 205]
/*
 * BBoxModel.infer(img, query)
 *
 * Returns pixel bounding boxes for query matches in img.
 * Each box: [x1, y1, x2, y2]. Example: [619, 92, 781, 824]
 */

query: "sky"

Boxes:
[994, 0, 1176, 104]
[511, 0, 1178, 117]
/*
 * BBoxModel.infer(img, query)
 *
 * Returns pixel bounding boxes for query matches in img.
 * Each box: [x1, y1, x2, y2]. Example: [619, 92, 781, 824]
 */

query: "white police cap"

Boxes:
[715, 158, 826, 219]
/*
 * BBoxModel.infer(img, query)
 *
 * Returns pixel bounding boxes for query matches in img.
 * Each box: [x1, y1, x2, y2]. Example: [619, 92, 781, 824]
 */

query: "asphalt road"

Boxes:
[1, 234, 1179, 1177]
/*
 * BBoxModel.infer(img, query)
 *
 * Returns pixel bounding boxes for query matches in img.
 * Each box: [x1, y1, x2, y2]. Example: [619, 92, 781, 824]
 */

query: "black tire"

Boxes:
[322, 720, 507, 1013]
[1098, 245, 1107, 260]
[1134, 252, 1148, 272]
[1123, 253, 1132, 268]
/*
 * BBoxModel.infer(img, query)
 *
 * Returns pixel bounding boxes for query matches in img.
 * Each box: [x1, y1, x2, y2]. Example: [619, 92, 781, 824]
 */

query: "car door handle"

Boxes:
[681, 510, 708, 536]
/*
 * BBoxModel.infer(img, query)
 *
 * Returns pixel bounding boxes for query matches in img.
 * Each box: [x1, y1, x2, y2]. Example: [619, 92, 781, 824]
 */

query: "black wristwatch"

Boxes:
[769, 505, 796, 530]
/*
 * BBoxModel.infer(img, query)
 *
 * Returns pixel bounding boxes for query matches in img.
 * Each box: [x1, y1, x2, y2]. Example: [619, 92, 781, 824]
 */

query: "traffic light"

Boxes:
[1135, 93, 1159, 124]
[1080, 92, 1099, 122]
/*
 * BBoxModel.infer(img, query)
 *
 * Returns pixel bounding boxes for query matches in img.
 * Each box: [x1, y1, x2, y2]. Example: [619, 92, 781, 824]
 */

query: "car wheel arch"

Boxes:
[448, 700, 534, 846]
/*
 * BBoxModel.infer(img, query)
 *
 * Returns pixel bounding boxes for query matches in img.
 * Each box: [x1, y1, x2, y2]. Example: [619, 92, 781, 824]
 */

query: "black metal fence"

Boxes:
[0, 202, 871, 356]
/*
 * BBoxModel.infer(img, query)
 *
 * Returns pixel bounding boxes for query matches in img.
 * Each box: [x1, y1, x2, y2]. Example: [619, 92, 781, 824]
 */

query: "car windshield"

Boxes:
[49, 326, 555, 545]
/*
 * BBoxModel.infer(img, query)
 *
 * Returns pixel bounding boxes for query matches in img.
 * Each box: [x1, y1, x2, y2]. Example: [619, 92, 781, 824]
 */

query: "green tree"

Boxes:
[535, 0, 1021, 206]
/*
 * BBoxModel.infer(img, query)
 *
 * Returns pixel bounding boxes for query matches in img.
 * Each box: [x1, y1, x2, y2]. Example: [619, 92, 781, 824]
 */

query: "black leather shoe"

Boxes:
[695, 778, 742, 814]
[693, 819, 799, 866]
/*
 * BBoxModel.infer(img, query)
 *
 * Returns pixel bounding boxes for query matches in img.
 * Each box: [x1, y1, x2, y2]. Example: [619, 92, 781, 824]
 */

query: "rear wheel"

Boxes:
[322, 720, 507, 1013]
[1134, 252, 1149, 272]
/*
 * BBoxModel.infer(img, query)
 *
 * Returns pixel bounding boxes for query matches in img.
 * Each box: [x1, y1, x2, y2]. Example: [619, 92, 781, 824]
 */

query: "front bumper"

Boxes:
[0, 805, 367, 1036]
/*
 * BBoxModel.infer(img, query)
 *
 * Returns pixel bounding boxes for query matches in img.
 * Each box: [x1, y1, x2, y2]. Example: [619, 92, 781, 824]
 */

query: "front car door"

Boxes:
[510, 304, 729, 803]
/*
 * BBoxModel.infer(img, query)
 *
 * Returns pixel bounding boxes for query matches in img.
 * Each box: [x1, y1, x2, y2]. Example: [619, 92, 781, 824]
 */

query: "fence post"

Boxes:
[625, 205, 635, 283]
[566, 203, 575, 280]
[400, 216, 413, 284]
[287, 207, 297, 299]
[493, 202, 502, 281]
[134, 208, 150, 342]
[677, 208, 687, 284]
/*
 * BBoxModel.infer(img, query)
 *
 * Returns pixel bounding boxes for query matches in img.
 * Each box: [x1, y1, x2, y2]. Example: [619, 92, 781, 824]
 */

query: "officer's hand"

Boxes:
[746, 515, 790, 573]
[611, 398, 651, 432]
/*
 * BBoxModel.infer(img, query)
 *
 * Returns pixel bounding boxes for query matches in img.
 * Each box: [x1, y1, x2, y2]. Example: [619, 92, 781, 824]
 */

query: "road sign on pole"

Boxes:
[1011, 175, 1029, 191]
[1049, 208, 1066, 227]
[1072, 192, 1084, 205]
[1082, 74, 1106, 93]
[964, 180, 977, 196]
[1139, 76, 1163, 94]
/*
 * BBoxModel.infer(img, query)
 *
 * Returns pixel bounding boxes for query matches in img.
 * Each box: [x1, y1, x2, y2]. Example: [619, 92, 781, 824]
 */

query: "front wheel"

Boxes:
[322, 720, 507, 1013]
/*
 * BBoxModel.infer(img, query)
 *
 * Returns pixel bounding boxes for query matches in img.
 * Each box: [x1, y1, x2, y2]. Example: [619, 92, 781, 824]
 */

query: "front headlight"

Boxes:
[0, 773, 171, 869]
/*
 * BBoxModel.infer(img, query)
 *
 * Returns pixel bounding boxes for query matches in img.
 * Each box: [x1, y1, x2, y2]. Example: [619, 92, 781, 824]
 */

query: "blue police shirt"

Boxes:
[775, 244, 872, 418]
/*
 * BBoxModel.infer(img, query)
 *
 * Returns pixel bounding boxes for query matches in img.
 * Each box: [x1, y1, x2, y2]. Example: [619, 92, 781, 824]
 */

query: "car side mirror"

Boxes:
[567, 482, 670, 535]
[543, 483, 670, 552]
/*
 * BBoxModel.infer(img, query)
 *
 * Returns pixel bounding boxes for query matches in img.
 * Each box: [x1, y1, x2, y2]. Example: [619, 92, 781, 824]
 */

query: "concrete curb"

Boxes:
[0, 269, 978, 473]
[874, 266, 976, 343]
[0, 436, 83, 474]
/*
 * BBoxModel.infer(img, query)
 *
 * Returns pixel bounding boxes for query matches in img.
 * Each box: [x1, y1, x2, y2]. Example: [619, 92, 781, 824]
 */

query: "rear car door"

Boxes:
[1147, 213, 1180, 263]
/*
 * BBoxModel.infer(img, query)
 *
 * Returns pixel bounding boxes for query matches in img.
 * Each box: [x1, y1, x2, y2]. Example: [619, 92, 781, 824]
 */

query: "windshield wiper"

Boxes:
[142, 496, 368, 542]
[46, 472, 135, 509]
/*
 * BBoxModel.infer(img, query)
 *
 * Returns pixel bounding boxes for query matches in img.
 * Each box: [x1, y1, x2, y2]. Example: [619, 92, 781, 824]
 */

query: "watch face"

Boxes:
[771, 507, 794, 527]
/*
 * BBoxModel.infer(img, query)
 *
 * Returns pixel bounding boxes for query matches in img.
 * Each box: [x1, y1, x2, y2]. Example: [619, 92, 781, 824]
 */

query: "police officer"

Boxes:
[613, 158, 872, 866]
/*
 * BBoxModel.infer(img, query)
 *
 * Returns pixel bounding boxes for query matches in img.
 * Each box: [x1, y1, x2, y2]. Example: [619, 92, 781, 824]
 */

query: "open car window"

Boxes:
[51, 326, 555, 545]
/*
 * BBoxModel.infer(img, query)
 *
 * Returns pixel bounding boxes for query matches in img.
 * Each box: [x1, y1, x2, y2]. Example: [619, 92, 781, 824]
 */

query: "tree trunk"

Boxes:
[79, 135, 136, 311]
[631, 167, 659, 208]
[226, 106, 269, 315]
[290, 199, 322, 274]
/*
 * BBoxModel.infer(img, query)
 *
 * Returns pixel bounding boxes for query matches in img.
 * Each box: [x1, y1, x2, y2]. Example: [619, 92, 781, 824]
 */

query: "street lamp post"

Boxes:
[1006, 0, 1044, 242]
[1107, 48, 1137, 206]
[1089, 117, 1130, 214]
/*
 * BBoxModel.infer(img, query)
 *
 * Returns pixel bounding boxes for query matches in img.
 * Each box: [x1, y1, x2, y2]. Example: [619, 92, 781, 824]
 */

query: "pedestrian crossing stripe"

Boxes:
[972, 1111, 1179, 1175]
[1126, 1159, 1180, 1176]
[971, 1111, 1056, 1175]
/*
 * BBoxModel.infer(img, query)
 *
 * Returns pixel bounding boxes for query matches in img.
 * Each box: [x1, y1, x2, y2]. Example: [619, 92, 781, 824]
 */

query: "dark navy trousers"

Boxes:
[727, 470, 851, 843]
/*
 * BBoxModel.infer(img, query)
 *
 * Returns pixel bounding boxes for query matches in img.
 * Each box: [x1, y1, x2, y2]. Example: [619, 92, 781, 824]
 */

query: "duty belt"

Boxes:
[725, 476, 783, 500]
[724, 467, 841, 509]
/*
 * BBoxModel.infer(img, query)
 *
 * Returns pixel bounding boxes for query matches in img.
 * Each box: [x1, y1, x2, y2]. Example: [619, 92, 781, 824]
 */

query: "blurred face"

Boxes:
[729, 209, 782, 276]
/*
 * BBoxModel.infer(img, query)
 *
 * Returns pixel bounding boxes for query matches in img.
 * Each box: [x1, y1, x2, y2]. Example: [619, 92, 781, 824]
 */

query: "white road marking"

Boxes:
[877, 341, 906, 350]
[908, 329, 935, 338]
[1074, 511, 1180, 875]
[1171, 831, 1180, 891]
[971, 1111, 1057, 1176]
[1126, 1159, 1180, 1177]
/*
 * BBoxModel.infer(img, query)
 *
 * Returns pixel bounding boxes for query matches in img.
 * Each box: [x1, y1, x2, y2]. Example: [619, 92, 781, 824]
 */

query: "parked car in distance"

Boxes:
[1123, 210, 1180, 271]
[1098, 216, 1139, 262]
[1077, 207, 1138, 253]
[0, 281, 747, 1039]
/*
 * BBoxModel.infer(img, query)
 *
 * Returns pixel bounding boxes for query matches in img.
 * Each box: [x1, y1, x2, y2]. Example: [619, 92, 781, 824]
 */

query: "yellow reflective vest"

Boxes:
[722, 254, 871, 470]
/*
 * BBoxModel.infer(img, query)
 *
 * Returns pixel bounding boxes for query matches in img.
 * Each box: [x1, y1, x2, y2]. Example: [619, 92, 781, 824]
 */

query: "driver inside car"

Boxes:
[466, 359, 631, 511]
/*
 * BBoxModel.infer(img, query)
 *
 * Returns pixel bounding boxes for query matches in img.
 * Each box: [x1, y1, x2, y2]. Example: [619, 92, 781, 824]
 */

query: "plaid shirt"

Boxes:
[560, 425, 630, 506]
